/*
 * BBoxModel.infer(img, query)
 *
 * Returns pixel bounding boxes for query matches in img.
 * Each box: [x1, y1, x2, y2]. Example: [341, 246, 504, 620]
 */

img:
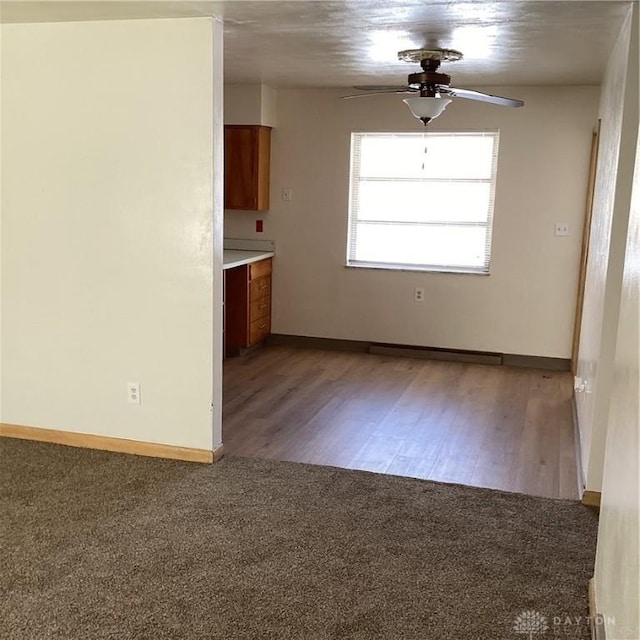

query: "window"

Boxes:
[347, 131, 500, 274]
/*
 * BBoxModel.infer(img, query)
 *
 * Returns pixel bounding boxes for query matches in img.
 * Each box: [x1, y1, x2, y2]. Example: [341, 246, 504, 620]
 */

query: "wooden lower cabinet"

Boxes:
[224, 258, 272, 356]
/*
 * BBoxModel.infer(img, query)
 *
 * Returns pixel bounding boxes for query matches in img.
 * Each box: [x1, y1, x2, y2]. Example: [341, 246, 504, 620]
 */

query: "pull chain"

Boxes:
[421, 124, 429, 172]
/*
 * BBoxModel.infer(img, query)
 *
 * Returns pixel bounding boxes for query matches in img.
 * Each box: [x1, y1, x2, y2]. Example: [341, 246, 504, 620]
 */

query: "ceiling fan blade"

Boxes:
[442, 87, 524, 108]
[353, 85, 411, 91]
[341, 89, 414, 99]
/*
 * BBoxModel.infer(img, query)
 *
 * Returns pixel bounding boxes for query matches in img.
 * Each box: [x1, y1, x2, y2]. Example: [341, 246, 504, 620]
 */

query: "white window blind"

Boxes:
[347, 131, 500, 274]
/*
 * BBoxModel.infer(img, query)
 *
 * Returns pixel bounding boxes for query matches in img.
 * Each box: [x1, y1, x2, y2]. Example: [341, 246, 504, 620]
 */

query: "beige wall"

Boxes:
[0, 18, 219, 450]
[225, 84, 278, 127]
[576, 6, 638, 492]
[593, 7, 640, 637]
[595, 128, 640, 640]
[211, 19, 225, 450]
[225, 85, 598, 358]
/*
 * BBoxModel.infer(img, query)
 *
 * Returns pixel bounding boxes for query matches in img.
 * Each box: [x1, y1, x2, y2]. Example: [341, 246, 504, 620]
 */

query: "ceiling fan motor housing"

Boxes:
[407, 71, 450, 91]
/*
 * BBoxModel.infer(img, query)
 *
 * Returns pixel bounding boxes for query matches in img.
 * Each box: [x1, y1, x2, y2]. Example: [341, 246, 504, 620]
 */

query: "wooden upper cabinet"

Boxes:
[224, 125, 272, 211]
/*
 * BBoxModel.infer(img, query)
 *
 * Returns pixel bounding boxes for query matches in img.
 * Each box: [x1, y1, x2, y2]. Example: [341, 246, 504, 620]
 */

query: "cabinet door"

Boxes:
[254, 127, 271, 211]
[225, 127, 258, 210]
[224, 125, 271, 211]
[224, 264, 249, 356]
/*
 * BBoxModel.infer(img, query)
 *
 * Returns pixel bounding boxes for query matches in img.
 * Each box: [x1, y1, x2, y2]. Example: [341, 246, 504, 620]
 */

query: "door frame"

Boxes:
[571, 120, 601, 374]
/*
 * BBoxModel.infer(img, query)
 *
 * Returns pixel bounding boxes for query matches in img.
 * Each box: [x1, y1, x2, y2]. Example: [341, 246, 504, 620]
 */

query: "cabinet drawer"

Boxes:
[249, 316, 271, 345]
[250, 297, 271, 322]
[249, 258, 272, 280]
[249, 276, 271, 301]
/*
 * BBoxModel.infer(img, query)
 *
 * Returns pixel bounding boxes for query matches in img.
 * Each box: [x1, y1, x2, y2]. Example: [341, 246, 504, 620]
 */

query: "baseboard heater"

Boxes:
[369, 343, 503, 365]
[267, 334, 570, 371]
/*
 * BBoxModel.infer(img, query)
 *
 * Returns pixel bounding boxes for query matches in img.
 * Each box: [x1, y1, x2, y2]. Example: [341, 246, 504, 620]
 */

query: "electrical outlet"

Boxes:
[555, 222, 569, 236]
[414, 287, 425, 303]
[127, 382, 141, 405]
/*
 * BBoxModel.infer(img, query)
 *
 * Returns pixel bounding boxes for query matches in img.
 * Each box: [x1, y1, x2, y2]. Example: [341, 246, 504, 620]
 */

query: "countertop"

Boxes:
[223, 249, 274, 270]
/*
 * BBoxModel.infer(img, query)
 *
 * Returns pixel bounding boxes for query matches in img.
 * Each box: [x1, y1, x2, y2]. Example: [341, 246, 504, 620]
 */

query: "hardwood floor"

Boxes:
[223, 345, 579, 499]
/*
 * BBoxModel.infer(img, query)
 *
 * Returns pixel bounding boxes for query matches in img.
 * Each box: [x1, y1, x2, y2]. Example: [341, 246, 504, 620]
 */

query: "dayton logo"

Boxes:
[514, 610, 549, 639]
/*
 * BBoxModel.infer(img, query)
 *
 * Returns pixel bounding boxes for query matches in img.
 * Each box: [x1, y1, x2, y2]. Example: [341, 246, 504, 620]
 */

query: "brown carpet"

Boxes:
[1, 438, 598, 640]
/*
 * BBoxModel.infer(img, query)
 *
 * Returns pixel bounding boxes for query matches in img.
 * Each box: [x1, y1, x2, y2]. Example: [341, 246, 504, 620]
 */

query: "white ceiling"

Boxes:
[0, 1, 631, 87]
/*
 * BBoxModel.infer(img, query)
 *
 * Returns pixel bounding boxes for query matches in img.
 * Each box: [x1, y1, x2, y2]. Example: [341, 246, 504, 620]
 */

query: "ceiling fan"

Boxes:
[343, 48, 524, 125]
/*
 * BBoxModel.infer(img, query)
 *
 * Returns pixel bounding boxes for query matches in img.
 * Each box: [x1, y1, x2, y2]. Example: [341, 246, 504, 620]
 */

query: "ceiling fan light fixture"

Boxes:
[403, 96, 452, 125]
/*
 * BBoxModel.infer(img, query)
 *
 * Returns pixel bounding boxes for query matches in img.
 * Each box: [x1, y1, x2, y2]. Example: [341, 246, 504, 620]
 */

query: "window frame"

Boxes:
[346, 130, 500, 275]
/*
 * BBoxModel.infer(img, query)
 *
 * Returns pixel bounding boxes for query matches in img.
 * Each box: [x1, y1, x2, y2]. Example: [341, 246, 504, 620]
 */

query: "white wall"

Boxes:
[0, 18, 219, 450]
[225, 85, 598, 358]
[576, 6, 638, 492]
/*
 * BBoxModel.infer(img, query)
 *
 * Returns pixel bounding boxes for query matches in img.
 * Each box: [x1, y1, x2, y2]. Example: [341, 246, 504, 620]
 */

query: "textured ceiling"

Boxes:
[0, 1, 631, 87]
[220, 1, 630, 87]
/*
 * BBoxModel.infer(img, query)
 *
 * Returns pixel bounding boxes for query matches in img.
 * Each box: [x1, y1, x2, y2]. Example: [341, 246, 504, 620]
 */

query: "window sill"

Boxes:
[345, 263, 490, 276]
